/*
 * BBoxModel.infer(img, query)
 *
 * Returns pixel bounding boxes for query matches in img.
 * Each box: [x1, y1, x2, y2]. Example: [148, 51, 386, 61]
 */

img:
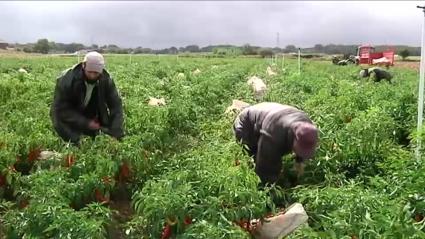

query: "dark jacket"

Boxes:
[234, 102, 312, 184]
[368, 67, 393, 82]
[50, 63, 124, 140]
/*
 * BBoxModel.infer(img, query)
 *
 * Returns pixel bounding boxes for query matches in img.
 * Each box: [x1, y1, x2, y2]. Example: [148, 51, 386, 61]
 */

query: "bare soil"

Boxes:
[106, 183, 134, 239]
[394, 61, 420, 71]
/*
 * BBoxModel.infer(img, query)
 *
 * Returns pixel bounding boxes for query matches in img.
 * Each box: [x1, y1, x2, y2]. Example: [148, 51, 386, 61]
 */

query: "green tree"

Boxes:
[33, 39, 50, 54]
[169, 47, 178, 54]
[242, 44, 257, 55]
[314, 44, 324, 53]
[184, 45, 200, 52]
[399, 49, 410, 61]
[258, 48, 274, 58]
[48, 41, 57, 52]
[64, 43, 85, 53]
[284, 45, 297, 53]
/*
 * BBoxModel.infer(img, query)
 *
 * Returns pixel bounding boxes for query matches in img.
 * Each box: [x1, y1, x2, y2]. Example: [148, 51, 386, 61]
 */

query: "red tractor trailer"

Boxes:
[357, 44, 395, 67]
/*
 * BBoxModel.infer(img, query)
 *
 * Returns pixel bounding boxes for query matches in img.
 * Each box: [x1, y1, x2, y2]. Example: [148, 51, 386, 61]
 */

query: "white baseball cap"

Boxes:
[83, 51, 105, 73]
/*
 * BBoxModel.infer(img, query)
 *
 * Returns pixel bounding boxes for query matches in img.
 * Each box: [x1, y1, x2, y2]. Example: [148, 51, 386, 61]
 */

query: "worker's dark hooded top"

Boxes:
[50, 63, 124, 141]
[234, 102, 314, 184]
[367, 67, 393, 82]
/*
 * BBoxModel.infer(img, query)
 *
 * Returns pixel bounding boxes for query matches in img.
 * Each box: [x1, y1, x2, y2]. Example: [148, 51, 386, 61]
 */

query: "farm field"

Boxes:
[0, 54, 424, 238]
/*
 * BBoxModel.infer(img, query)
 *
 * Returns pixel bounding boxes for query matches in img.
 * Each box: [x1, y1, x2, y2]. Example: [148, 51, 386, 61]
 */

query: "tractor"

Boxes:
[356, 44, 395, 67]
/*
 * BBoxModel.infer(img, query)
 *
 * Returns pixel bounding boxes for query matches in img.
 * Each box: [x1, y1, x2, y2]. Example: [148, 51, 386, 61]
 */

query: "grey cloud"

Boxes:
[0, 1, 422, 48]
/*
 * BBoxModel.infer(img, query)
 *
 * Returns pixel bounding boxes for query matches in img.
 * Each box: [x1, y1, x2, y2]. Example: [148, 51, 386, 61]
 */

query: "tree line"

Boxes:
[10, 38, 420, 57]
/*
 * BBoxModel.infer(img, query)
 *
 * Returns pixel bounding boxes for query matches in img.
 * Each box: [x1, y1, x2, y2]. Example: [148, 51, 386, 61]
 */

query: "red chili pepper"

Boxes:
[19, 199, 29, 209]
[119, 162, 130, 181]
[28, 148, 41, 162]
[236, 218, 260, 234]
[94, 188, 109, 203]
[183, 216, 192, 225]
[64, 154, 75, 167]
[236, 219, 249, 231]
[161, 224, 172, 239]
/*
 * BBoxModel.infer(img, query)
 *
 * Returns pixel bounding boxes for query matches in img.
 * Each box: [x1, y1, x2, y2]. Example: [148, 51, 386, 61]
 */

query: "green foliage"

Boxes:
[33, 39, 50, 54]
[399, 49, 410, 60]
[258, 48, 274, 58]
[0, 55, 423, 238]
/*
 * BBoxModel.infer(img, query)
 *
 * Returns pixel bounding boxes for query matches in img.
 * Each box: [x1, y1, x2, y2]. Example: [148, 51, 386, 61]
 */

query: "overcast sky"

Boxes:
[0, 1, 423, 49]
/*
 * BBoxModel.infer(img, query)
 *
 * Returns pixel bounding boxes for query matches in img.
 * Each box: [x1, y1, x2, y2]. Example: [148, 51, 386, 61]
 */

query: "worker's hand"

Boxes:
[100, 127, 122, 142]
[88, 120, 100, 130]
[100, 127, 110, 134]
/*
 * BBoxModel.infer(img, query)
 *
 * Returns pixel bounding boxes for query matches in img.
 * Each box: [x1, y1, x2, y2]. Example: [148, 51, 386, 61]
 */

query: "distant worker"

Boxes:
[359, 67, 393, 83]
[233, 102, 319, 186]
[50, 51, 124, 145]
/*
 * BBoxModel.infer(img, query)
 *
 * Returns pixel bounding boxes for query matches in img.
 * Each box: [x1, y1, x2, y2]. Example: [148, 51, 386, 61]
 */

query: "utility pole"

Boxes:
[416, 5, 425, 159]
[276, 32, 280, 48]
[298, 48, 301, 75]
[276, 32, 280, 64]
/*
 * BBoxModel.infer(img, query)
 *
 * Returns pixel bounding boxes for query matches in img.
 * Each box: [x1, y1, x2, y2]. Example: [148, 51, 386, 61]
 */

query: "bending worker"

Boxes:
[359, 67, 393, 83]
[50, 51, 124, 145]
[233, 102, 319, 186]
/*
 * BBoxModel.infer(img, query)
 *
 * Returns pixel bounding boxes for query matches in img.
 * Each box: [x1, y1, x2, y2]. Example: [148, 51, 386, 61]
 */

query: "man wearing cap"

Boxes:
[233, 102, 318, 186]
[50, 51, 124, 145]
